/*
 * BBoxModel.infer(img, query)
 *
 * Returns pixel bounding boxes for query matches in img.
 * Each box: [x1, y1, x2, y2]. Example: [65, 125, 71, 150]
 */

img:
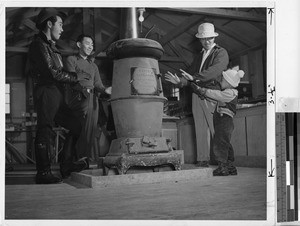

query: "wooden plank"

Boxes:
[168, 40, 191, 67]
[23, 18, 37, 31]
[215, 25, 252, 48]
[159, 15, 201, 46]
[231, 117, 247, 156]
[246, 114, 266, 157]
[6, 46, 28, 53]
[6, 46, 78, 56]
[143, 17, 194, 57]
[164, 8, 266, 22]
[247, 49, 265, 98]
[154, 11, 201, 37]
[160, 56, 185, 63]
[248, 21, 266, 33]
[230, 43, 266, 60]
[83, 8, 93, 35]
[159, 62, 180, 74]
[94, 8, 103, 54]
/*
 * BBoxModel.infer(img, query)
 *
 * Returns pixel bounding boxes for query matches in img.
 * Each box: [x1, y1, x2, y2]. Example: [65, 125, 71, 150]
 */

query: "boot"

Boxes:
[35, 142, 62, 184]
[213, 162, 229, 176]
[227, 161, 238, 175]
[36, 170, 62, 184]
[60, 135, 76, 178]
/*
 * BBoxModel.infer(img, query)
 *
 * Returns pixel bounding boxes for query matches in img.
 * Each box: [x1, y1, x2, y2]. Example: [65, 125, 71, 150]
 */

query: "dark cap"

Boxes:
[35, 8, 67, 27]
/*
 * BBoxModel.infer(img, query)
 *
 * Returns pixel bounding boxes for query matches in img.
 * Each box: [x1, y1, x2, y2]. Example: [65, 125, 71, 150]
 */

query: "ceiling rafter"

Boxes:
[158, 15, 202, 46]
[6, 46, 78, 56]
[95, 30, 119, 57]
[144, 15, 193, 52]
[159, 62, 179, 74]
[164, 8, 266, 22]
[22, 18, 37, 32]
[94, 8, 104, 54]
[160, 56, 185, 62]
[230, 43, 266, 59]
[83, 8, 93, 35]
[153, 11, 200, 37]
[215, 25, 253, 48]
[168, 41, 190, 67]
[248, 21, 266, 33]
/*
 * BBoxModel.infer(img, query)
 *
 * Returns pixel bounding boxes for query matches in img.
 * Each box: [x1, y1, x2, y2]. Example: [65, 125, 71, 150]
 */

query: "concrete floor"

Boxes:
[5, 166, 266, 221]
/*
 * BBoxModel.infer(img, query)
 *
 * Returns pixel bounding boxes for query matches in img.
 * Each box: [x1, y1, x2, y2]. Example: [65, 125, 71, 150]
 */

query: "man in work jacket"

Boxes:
[165, 22, 229, 167]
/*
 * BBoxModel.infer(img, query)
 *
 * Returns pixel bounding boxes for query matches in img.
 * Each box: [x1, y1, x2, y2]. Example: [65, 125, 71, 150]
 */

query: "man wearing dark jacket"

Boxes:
[165, 22, 229, 167]
[28, 8, 90, 184]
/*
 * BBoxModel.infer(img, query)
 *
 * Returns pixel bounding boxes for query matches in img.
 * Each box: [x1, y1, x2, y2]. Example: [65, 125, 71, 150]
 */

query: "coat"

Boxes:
[181, 44, 229, 89]
[28, 32, 78, 86]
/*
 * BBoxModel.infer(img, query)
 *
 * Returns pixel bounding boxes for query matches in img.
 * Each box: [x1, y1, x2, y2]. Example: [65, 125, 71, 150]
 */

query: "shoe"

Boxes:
[227, 161, 238, 175]
[213, 162, 229, 176]
[36, 170, 62, 184]
[60, 157, 89, 179]
[60, 167, 72, 179]
[196, 161, 209, 167]
[73, 157, 89, 171]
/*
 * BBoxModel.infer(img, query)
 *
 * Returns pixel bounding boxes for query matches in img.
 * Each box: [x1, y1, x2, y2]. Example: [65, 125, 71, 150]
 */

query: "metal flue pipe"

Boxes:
[120, 8, 139, 39]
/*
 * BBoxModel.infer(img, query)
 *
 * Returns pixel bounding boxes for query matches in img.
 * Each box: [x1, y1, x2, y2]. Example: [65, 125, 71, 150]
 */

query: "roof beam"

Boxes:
[158, 14, 202, 46]
[248, 21, 266, 33]
[95, 30, 119, 56]
[144, 16, 192, 52]
[215, 25, 252, 48]
[94, 8, 103, 54]
[6, 46, 78, 56]
[230, 43, 266, 59]
[168, 41, 191, 67]
[160, 56, 185, 63]
[164, 8, 266, 22]
[22, 18, 37, 31]
[6, 46, 28, 53]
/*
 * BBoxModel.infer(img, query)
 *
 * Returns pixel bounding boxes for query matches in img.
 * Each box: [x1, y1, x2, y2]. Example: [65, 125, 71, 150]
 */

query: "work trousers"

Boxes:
[67, 90, 99, 159]
[34, 85, 81, 172]
[212, 111, 235, 163]
[192, 93, 216, 162]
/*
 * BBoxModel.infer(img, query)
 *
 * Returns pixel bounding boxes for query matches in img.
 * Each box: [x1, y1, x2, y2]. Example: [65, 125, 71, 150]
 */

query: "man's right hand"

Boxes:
[164, 71, 181, 85]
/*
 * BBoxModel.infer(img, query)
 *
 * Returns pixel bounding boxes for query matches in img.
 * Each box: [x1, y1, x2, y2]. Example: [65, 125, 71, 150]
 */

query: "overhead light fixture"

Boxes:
[137, 8, 145, 22]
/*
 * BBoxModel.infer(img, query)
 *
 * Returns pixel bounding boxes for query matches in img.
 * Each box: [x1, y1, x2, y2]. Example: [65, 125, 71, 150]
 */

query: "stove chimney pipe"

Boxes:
[120, 8, 139, 39]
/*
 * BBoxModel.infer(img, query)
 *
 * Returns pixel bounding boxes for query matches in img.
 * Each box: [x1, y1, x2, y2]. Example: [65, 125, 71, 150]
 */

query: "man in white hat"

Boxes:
[190, 68, 245, 176]
[165, 22, 229, 167]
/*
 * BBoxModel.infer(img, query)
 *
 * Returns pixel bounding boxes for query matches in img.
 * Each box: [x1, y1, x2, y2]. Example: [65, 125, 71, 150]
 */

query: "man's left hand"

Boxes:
[180, 69, 193, 81]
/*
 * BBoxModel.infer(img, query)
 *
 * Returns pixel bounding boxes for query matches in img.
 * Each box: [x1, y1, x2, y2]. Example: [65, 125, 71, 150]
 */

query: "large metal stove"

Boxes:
[103, 8, 182, 175]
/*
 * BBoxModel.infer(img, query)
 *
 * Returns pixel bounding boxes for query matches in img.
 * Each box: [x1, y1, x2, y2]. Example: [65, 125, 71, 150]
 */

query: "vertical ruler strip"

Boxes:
[287, 114, 295, 221]
[276, 113, 287, 222]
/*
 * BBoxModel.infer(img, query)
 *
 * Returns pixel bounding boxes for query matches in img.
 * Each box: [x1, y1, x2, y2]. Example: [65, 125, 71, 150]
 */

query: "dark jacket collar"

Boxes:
[36, 32, 60, 53]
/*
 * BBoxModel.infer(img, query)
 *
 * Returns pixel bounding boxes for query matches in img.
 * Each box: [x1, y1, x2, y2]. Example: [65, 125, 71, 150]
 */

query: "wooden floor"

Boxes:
[5, 166, 266, 221]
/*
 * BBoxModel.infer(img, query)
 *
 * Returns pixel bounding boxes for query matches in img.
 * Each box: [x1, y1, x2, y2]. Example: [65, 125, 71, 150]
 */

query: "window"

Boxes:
[172, 87, 180, 101]
[6, 83, 10, 114]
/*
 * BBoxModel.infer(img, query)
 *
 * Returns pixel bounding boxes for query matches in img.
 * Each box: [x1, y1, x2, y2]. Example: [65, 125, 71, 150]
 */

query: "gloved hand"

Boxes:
[191, 82, 206, 99]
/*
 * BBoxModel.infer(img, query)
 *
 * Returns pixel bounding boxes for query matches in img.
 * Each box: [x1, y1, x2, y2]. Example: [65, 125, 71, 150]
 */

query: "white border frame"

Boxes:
[1, 1, 280, 226]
